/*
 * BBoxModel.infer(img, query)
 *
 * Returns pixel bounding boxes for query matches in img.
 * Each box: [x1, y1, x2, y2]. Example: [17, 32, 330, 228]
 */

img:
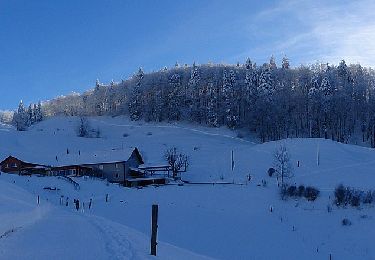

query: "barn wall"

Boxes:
[0, 157, 33, 173]
[87, 162, 126, 183]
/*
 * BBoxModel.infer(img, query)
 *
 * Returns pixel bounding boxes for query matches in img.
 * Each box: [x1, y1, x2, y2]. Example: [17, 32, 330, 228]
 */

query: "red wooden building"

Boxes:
[0, 156, 47, 174]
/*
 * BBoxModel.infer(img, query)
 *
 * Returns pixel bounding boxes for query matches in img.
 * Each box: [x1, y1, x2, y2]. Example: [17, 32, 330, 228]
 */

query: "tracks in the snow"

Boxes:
[88, 215, 135, 260]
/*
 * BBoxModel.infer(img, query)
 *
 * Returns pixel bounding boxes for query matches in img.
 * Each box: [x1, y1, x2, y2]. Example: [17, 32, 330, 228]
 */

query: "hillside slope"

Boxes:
[0, 178, 211, 260]
[0, 116, 374, 259]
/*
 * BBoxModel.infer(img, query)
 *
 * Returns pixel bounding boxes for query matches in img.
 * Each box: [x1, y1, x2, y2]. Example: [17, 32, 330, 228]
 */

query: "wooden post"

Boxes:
[151, 204, 158, 256]
[329, 253, 332, 260]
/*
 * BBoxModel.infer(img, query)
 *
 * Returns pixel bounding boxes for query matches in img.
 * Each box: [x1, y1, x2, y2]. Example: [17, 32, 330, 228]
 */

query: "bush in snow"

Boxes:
[363, 191, 375, 204]
[342, 218, 352, 226]
[297, 185, 305, 197]
[304, 186, 320, 201]
[334, 184, 347, 206]
[280, 184, 319, 201]
[267, 167, 275, 177]
[334, 184, 374, 207]
[287, 185, 297, 197]
[350, 192, 361, 207]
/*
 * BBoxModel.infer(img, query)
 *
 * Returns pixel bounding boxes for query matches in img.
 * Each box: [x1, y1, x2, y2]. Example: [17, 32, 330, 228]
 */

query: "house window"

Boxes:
[99, 165, 104, 170]
[115, 173, 119, 178]
[115, 163, 120, 169]
[5, 164, 9, 168]
[11, 163, 17, 168]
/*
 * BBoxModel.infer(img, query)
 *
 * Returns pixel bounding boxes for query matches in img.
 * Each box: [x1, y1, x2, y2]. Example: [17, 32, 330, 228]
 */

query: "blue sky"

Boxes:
[0, 0, 374, 110]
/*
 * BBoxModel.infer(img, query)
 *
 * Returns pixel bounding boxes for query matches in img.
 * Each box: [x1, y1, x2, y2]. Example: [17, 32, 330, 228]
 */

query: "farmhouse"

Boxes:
[0, 156, 47, 174]
[49, 148, 144, 183]
[0, 148, 164, 185]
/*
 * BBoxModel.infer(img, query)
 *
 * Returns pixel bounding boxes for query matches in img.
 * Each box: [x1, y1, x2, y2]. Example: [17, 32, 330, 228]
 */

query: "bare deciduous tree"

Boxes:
[274, 144, 293, 186]
[165, 147, 189, 178]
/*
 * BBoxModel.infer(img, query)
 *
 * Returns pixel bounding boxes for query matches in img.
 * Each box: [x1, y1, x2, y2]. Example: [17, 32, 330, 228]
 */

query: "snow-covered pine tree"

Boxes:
[281, 56, 290, 70]
[244, 58, 258, 124]
[269, 55, 277, 70]
[36, 101, 43, 122]
[188, 62, 202, 123]
[222, 69, 238, 128]
[128, 68, 144, 121]
[13, 100, 29, 131]
[258, 64, 274, 101]
[27, 104, 34, 125]
[206, 82, 219, 127]
[167, 73, 183, 121]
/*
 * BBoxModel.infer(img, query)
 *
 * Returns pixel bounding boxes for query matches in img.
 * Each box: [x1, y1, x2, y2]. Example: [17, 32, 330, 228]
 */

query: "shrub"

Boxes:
[268, 168, 275, 177]
[334, 185, 374, 207]
[297, 185, 305, 197]
[342, 218, 352, 226]
[287, 185, 297, 197]
[350, 194, 361, 207]
[363, 191, 374, 204]
[280, 184, 319, 201]
[304, 186, 320, 201]
[334, 184, 346, 206]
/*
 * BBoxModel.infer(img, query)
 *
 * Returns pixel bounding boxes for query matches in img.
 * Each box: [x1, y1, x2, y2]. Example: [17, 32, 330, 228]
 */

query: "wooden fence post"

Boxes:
[151, 204, 159, 256]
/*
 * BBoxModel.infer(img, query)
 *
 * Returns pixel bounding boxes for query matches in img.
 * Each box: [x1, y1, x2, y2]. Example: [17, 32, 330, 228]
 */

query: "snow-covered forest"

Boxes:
[12, 58, 375, 146]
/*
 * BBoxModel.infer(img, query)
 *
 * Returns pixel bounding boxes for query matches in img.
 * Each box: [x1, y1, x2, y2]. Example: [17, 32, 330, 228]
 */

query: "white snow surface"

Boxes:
[0, 116, 374, 259]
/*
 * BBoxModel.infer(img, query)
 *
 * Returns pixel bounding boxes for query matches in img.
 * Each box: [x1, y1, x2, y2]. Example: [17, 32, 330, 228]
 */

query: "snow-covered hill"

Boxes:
[0, 116, 374, 259]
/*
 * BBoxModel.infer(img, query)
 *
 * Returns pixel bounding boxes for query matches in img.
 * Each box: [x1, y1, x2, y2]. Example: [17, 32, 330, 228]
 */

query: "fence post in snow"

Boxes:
[151, 204, 159, 256]
[37, 195, 40, 205]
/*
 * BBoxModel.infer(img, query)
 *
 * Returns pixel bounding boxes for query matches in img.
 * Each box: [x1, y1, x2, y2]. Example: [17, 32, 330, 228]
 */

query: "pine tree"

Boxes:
[35, 101, 43, 122]
[282, 56, 290, 70]
[269, 55, 277, 70]
[27, 104, 34, 125]
[14, 100, 29, 131]
[206, 82, 219, 127]
[128, 68, 145, 121]
[167, 73, 183, 121]
[258, 64, 274, 101]
[188, 62, 201, 122]
[222, 70, 238, 128]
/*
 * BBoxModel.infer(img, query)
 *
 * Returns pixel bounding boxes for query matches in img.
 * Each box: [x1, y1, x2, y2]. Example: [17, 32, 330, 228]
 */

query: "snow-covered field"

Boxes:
[0, 116, 374, 259]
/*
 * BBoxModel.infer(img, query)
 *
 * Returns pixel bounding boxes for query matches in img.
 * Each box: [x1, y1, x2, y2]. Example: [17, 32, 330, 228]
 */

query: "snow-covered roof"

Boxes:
[138, 164, 170, 169]
[3, 148, 140, 168]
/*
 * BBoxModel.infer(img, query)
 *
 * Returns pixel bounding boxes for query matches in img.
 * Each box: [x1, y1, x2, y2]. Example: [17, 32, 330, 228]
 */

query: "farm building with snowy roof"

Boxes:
[0, 147, 150, 184]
